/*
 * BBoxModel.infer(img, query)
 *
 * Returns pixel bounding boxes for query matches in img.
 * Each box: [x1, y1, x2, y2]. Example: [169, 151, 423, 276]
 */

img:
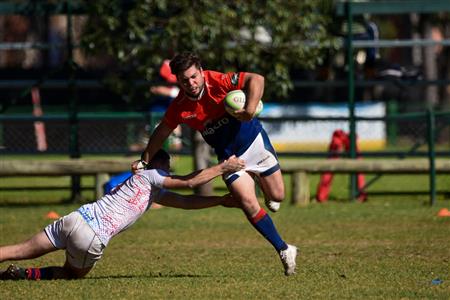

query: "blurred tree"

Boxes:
[80, 0, 337, 105]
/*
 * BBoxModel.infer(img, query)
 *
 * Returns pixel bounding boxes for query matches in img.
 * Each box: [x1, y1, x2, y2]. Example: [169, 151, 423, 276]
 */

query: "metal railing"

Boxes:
[1, 110, 448, 157]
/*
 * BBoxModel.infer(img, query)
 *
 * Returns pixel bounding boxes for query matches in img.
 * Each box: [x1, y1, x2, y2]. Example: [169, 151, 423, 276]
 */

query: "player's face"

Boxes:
[177, 65, 204, 98]
[160, 159, 170, 172]
[150, 159, 170, 172]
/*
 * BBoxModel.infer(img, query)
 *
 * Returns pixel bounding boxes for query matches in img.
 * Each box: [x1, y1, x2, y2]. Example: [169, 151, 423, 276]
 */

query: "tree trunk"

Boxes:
[423, 21, 439, 108]
[439, 22, 450, 144]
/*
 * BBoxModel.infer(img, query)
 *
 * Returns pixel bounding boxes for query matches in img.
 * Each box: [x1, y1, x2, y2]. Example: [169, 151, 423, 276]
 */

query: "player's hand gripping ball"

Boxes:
[224, 90, 263, 118]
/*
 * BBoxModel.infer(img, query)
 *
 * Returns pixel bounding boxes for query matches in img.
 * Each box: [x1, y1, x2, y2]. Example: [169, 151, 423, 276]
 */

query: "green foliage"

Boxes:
[80, 0, 336, 103]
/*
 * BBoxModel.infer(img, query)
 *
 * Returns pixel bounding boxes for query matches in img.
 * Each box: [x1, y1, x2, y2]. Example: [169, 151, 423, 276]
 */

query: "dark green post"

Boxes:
[387, 100, 398, 146]
[427, 108, 436, 205]
[346, 1, 357, 200]
[67, 0, 81, 202]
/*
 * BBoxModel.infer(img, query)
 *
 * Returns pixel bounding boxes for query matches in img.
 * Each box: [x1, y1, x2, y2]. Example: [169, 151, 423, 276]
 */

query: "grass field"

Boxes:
[1, 155, 449, 299]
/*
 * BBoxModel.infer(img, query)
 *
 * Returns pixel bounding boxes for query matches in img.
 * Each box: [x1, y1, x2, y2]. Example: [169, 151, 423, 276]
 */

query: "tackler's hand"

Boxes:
[221, 155, 246, 173]
[131, 159, 147, 174]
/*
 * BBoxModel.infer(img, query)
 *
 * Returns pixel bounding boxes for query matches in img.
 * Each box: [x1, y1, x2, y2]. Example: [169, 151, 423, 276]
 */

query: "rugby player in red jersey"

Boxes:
[132, 52, 297, 276]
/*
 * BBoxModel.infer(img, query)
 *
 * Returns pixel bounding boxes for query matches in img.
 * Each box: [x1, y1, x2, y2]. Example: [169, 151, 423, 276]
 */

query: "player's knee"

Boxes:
[238, 196, 260, 214]
[64, 263, 92, 279]
[240, 197, 258, 208]
[268, 188, 285, 203]
[72, 273, 87, 279]
[68, 269, 90, 279]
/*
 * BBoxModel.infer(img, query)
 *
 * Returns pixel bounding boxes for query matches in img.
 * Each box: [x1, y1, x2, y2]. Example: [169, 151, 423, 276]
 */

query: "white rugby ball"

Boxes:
[224, 90, 263, 117]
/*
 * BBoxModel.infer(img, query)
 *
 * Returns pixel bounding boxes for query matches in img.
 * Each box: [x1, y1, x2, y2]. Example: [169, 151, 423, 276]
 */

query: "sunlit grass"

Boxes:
[0, 155, 449, 299]
[1, 198, 449, 299]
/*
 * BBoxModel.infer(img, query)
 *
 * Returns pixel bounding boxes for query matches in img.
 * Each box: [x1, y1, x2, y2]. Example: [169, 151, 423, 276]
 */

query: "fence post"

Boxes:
[345, 1, 357, 201]
[291, 172, 310, 206]
[67, 1, 81, 202]
[427, 108, 436, 205]
[387, 100, 398, 146]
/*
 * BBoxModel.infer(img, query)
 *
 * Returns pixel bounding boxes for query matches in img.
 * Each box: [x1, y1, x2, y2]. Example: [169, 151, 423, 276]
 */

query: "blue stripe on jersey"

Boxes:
[201, 115, 262, 160]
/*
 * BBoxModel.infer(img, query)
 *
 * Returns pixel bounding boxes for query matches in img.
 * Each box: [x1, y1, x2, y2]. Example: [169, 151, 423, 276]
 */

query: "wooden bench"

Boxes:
[280, 158, 450, 206]
[2, 158, 450, 204]
[0, 159, 131, 199]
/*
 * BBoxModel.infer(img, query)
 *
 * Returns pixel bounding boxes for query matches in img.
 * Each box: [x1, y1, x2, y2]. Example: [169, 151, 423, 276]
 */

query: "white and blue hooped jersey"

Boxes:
[77, 169, 167, 246]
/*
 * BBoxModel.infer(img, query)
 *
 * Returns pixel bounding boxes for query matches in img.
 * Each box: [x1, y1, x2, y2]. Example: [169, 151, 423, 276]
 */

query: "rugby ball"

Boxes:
[224, 90, 263, 117]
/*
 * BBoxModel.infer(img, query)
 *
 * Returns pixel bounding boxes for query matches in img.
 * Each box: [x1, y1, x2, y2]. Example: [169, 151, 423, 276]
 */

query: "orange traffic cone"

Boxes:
[45, 211, 61, 219]
[437, 208, 450, 217]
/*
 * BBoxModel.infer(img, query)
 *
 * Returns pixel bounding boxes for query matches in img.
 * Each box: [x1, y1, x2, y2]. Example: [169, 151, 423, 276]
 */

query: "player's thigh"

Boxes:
[4, 231, 57, 261]
[258, 169, 285, 202]
[46, 211, 104, 270]
[26, 231, 57, 256]
[228, 171, 261, 215]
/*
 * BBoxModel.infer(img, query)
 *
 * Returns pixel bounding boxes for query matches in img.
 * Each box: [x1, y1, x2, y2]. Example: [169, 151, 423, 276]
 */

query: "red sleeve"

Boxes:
[223, 71, 246, 90]
[237, 71, 246, 90]
[162, 101, 180, 130]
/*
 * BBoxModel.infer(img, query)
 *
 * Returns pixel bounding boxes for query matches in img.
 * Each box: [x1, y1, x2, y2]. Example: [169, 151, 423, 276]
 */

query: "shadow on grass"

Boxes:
[87, 272, 210, 280]
[0, 200, 82, 207]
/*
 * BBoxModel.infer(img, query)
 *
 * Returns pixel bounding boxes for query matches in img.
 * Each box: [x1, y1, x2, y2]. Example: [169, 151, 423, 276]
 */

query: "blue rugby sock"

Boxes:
[25, 267, 70, 280]
[248, 208, 288, 252]
[26, 267, 55, 280]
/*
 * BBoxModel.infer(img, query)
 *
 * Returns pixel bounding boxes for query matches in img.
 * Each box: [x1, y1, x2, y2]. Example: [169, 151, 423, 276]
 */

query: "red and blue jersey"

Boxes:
[162, 70, 263, 160]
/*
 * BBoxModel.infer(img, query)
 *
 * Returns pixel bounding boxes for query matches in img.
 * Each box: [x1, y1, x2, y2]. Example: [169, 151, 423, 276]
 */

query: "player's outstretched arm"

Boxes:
[162, 155, 245, 189]
[155, 191, 241, 209]
[131, 122, 173, 173]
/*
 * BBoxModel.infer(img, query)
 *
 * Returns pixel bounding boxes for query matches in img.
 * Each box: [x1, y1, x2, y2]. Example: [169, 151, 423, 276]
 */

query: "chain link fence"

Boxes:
[0, 111, 449, 156]
[0, 112, 182, 154]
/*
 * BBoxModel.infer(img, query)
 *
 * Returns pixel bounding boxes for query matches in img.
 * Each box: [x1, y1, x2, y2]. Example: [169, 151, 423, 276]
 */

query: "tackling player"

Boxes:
[132, 52, 297, 276]
[0, 150, 244, 280]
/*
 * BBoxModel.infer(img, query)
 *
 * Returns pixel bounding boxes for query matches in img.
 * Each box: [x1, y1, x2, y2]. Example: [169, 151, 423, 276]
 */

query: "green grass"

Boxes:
[1, 199, 449, 299]
[1, 155, 450, 299]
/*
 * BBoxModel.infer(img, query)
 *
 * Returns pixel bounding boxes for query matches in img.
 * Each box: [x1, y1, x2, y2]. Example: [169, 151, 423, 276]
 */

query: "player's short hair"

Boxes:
[170, 52, 202, 76]
[150, 149, 170, 164]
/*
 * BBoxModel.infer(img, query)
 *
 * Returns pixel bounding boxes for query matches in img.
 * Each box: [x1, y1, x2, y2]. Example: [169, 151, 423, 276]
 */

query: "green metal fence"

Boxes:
[1, 111, 449, 155]
[1, 111, 449, 204]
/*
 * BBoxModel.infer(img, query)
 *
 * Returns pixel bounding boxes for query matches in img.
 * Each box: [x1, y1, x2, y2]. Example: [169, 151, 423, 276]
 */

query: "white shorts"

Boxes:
[44, 211, 104, 269]
[224, 131, 280, 185]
